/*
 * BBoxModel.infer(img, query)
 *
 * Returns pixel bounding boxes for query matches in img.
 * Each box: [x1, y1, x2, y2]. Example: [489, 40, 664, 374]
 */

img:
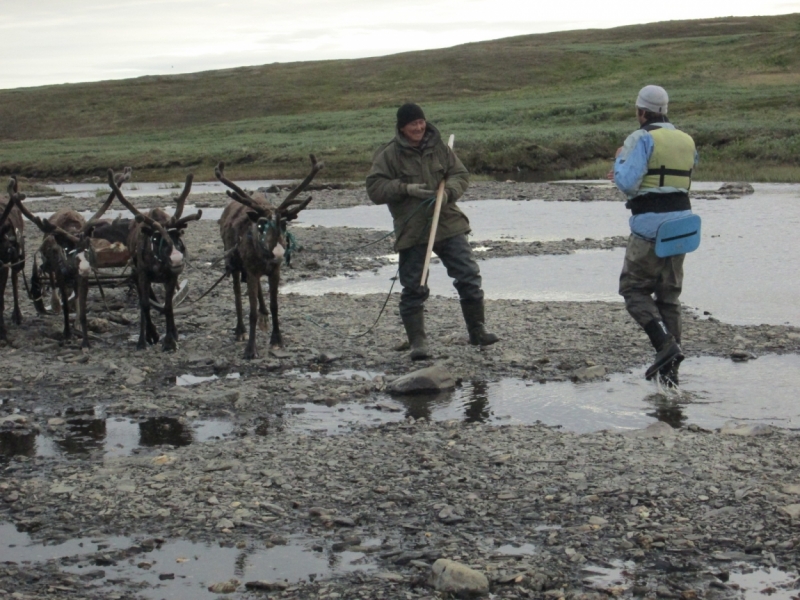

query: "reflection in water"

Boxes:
[55, 417, 107, 455]
[398, 381, 491, 423]
[463, 381, 491, 423]
[139, 417, 193, 447]
[645, 394, 688, 429]
[0, 430, 36, 458]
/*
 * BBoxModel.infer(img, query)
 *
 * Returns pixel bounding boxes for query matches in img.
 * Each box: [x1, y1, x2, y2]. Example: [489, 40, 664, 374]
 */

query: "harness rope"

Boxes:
[303, 195, 437, 338]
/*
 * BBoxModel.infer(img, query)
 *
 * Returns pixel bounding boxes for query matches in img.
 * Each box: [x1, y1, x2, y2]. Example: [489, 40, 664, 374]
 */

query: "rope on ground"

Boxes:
[304, 195, 436, 337]
[304, 265, 399, 339]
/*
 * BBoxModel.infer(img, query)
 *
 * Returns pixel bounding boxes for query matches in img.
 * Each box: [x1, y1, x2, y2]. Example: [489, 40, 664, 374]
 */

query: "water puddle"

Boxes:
[0, 414, 232, 461]
[728, 567, 800, 599]
[176, 373, 240, 386]
[496, 543, 537, 556]
[288, 368, 383, 382]
[287, 355, 800, 434]
[0, 523, 376, 599]
[581, 560, 799, 599]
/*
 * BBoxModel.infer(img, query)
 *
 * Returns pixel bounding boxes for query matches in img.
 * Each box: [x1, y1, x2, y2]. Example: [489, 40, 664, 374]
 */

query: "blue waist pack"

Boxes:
[654, 214, 702, 258]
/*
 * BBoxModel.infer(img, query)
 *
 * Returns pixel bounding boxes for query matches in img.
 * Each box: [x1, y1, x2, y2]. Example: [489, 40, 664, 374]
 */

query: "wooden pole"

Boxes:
[419, 134, 455, 287]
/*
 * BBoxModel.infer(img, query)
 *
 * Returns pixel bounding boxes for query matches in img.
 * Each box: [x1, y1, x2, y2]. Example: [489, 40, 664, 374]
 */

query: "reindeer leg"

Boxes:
[244, 275, 260, 360]
[0, 270, 8, 340]
[60, 284, 71, 341]
[257, 280, 269, 332]
[31, 265, 46, 315]
[232, 270, 246, 341]
[11, 267, 22, 325]
[137, 275, 157, 349]
[50, 272, 61, 314]
[267, 269, 282, 348]
[162, 278, 178, 352]
[78, 275, 90, 349]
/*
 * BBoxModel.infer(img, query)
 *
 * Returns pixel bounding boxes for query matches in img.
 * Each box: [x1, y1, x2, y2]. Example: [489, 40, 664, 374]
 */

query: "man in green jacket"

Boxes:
[366, 103, 498, 360]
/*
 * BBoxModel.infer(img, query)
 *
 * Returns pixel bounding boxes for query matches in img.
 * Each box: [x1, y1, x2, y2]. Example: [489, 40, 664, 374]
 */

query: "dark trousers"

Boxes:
[398, 234, 483, 317]
[619, 234, 684, 342]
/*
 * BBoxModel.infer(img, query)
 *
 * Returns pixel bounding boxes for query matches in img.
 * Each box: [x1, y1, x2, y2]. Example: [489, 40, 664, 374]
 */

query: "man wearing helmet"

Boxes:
[610, 85, 699, 388]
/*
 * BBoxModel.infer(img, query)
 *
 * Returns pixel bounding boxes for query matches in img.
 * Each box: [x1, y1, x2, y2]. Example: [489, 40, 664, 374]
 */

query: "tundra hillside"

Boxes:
[0, 14, 798, 182]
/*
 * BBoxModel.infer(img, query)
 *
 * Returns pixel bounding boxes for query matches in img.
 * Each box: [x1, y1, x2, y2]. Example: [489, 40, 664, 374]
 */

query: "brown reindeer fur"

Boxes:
[0, 191, 25, 341]
[37, 208, 93, 346]
[108, 172, 199, 352]
[216, 155, 323, 359]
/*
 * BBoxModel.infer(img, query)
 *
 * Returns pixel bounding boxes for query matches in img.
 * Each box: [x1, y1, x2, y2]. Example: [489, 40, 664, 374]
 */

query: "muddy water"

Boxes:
[287, 355, 800, 434]
[0, 414, 233, 461]
[0, 523, 376, 599]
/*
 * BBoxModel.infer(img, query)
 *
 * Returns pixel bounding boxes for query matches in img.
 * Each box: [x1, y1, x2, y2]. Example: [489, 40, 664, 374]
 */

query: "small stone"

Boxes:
[779, 504, 800, 519]
[208, 579, 239, 593]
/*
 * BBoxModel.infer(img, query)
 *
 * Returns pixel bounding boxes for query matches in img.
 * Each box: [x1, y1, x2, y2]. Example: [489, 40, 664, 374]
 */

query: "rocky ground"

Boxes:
[1, 180, 798, 599]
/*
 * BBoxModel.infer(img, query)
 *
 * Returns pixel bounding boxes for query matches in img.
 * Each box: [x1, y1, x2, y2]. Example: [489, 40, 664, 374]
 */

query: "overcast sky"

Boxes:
[1, 0, 797, 90]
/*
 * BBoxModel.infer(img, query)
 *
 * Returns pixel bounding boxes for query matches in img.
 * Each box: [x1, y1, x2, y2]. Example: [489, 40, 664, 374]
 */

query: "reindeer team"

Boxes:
[0, 155, 324, 358]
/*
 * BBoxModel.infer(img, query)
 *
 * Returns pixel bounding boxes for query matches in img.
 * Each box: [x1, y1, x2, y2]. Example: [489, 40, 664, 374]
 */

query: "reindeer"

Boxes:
[107, 169, 200, 351]
[215, 154, 323, 359]
[15, 170, 129, 347]
[0, 178, 26, 341]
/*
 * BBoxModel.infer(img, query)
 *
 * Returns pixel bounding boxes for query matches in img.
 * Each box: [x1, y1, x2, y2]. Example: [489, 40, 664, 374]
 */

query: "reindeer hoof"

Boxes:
[162, 339, 177, 352]
[258, 315, 269, 332]
[12, 313, 22, 326]
[243, 348, 259, 360]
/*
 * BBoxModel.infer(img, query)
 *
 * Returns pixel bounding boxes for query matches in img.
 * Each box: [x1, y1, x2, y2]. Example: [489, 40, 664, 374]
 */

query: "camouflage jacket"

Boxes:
[366, 122, 470, 251]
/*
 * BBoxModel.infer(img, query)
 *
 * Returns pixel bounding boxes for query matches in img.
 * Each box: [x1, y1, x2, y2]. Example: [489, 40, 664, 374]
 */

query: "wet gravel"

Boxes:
[1, 180, 799, 599]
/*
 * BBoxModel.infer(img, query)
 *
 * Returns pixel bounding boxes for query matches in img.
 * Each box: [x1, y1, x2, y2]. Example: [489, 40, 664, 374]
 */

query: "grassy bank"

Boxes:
[0, 14, 798, 182]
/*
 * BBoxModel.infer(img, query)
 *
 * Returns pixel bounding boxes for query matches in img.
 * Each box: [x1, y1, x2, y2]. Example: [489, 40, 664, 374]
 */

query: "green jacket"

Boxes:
[366, 122, 470, 251]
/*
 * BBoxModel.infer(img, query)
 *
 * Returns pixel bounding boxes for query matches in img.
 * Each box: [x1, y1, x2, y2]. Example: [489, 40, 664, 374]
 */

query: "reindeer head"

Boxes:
[215, 154, 324, 266]
[108, 170, 200, 274]
[0, 178, 24, 266]
[13, 169, 132, 280]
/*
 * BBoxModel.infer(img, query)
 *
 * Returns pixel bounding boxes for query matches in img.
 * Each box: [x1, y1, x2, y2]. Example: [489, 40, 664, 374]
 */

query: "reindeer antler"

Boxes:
[277, 154, 324, 211]
[107, 168, 168, 238]
[0, 177, 24, 227]
[214, 162, 268, 215]
[82, 167, 133, 235]
[170, 173, 193, 223]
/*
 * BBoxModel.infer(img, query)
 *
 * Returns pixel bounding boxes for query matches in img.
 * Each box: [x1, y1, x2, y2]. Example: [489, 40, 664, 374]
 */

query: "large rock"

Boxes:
[625, 421, 674, 438]
[387, 365, 456, 395]
[717, 182, 755, 196]
[720, 421, 771, 436]
[429, 559, 489, 595]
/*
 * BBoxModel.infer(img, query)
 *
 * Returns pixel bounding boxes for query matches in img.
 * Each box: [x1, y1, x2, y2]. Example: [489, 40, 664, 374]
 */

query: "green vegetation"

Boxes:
[0, 14, 798, 182]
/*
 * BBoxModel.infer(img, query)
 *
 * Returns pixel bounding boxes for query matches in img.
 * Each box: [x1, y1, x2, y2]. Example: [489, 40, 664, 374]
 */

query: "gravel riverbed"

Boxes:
[1, 180, 798, 599]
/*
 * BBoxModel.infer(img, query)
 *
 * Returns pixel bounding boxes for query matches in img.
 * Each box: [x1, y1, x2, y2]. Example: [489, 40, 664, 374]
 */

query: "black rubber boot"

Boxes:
[659, 361, 680, 388]
[460, 299, 499, 346]
[643, 319, 683, 380]
[401, 309, 429, 360]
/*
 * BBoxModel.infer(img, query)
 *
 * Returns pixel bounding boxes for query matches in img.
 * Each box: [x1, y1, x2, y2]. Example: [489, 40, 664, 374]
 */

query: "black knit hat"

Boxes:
[396, 103, 426, 129]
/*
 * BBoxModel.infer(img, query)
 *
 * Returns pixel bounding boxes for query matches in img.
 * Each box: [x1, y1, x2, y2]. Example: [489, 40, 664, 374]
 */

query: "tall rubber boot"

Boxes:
[644, 319, 683, 380]
[659, 334, 681, 388]
[659, 362, 680, 388]
[401, 309, 429, 360]
[460, 299, 499, 346]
